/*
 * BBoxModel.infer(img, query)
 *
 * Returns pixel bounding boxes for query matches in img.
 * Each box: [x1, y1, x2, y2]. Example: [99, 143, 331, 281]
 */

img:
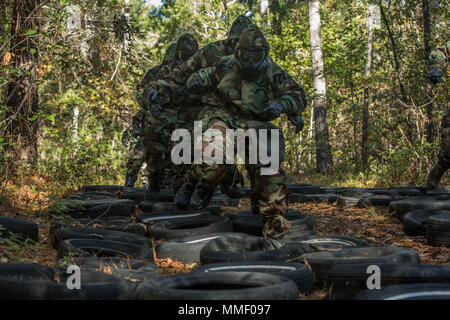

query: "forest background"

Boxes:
[0, 0, 449, 210]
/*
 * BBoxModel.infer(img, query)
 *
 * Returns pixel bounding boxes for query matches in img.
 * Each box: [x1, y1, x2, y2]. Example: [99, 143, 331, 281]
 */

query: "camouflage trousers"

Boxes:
[437, 112, 450, 169]
[143, 109, 178, 189]
[125, 137, 149, 186]
[185, 117, 290, 238]
[426, 111, 450, 189]
[145, 109, 240, 193]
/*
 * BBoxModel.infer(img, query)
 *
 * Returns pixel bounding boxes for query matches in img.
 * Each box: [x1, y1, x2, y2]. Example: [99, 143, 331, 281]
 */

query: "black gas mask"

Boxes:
[235, 48, 267, 77]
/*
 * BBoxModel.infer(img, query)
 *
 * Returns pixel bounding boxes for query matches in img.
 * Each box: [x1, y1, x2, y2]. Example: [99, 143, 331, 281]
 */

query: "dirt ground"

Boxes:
[1, 196, 449, 300]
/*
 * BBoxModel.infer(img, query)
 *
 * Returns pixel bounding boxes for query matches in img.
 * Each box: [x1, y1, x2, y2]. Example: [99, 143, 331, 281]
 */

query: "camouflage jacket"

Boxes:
[429, 41, 449, 72]
[188, 55, 307, 125]
[143, 15, 252, 112]
[136, 43, 177, 107]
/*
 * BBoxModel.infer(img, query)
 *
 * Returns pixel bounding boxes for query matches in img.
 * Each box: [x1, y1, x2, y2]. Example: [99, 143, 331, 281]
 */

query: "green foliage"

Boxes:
[0, 0, 449, 189]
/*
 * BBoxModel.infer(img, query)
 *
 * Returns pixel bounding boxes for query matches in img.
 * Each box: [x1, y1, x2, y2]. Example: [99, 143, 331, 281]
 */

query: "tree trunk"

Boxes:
[362, 3, 375, 171]
[308, 0, 332, 173]
[378, 0, 408, 104]
[271, 0, 282, 36]
[422, 0, 434, 143]
[5, 0, 40, 165]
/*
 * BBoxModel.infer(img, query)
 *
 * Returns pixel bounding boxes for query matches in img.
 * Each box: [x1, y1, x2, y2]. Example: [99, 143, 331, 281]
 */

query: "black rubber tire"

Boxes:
[426, 212, 450, 247]
[0, 216, 38, 241]
[136, 271, 299, 300]
[155, 232, 247, 263]
[0, 262, 131, 299]
[389, 197, 450, 221]
[81, 185, 124, 192]
[286, 185, 322, 194]
[209, 196, 239, 207]
[51, 227, 151, 251]
[353, 283, 450, 300]
[403, 210, 450, 236]
[289, 193, 338, 204]
[57, 238, 153, 261]
[287, 234, 370, 251]
[336, 196, 361, 208]
[193, 261, 314, 293]
[357, 195, 395, 207]
[231, 209, 316, 238]
[138, 200, 221, 215]
[328, 263, 450, 300]
[70, 192, 113, 200]
[137, 200, 158, 212]
[322, 187, 367, 197]
[300, 247, 421, 284]
[147, 215, 233, 240]
[199, 234, 314, 264]
[55, 257, 161, 282]
[120, 189, 174, 202]
[136, 211, 212, 225]
[100, 217, 148, 237]
[51, 199, 135, 219]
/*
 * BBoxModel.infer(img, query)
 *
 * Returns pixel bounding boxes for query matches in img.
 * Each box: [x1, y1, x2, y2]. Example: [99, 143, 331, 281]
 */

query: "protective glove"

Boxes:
[290, 114, 304, 133]
[132, 127, 142, 137]
[262, 101, 284, 121]
[427, 69, 443, 85]
[146, 88, 159, 105]
[186, 76, 205, 95]
[149, 104, 162, 118]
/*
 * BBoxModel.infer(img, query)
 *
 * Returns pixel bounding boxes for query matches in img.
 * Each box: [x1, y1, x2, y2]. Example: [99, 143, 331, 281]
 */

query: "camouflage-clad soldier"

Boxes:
[122, 44, 177, 189]
[427, 41, 449, 85]
[142, 33, 200, 192]
[426, 41, 449, 190]
[146, 15, 252, 196]
[152, 25, 307, 239]
[122, 109, 148, 188]
[136, 43, 177, 108]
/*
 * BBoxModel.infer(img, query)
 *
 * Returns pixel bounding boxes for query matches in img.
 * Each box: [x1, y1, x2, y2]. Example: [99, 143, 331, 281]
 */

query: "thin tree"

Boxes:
[5, 0, 40, 166]
[422, 0, 434, 143]
[308, 0, 332, 173]
[362, 3, 376, 171]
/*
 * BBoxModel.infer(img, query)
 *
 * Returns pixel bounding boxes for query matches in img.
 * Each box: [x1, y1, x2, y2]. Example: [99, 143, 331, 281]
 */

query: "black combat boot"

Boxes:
[192, 184, 216, 210]
[219, 167, 246, 198]
[426, 162, 447, 191]
[220, 183, 247, 199]
[175, 182, 195, 209]
[124, 176, 137, 189]
[148, 185, 161, 193]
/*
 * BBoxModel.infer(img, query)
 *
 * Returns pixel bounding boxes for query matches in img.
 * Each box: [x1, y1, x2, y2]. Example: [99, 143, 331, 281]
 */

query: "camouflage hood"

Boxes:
[175, 33, 199, 63]
[235, 24, 270, 55]
[228, 15, 253, 40]
[162, 43, 177, 65]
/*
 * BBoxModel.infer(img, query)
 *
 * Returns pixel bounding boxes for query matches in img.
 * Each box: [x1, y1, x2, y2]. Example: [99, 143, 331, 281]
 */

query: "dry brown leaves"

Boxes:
[290, 201, 450, 265]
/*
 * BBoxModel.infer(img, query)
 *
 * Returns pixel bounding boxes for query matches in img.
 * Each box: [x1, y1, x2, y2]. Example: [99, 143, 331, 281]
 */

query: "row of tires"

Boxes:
[2, 184, 450, 300]
[2, 231, 450, 300]
[396, 209, 450, 247]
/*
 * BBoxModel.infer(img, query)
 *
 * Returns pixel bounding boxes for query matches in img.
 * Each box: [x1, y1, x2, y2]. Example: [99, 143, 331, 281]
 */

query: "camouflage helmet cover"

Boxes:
[175, 33, 199, 62]
[162, 43, 177, 65]
[228, 15, 252, 40]
[235, 24, 270, 54]
[234, 24, 270, 76]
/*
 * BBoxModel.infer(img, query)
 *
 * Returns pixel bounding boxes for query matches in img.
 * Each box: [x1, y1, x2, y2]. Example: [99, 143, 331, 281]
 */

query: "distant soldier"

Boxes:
[122, 109, 148, 188]
[136, 43, 176, 108]
[426, 41, 449, 190]
[145, 15, 252, 197]
[123, 43, 177, 189]
[149, 25, 307, 239]
[142, 33, 200, 193]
